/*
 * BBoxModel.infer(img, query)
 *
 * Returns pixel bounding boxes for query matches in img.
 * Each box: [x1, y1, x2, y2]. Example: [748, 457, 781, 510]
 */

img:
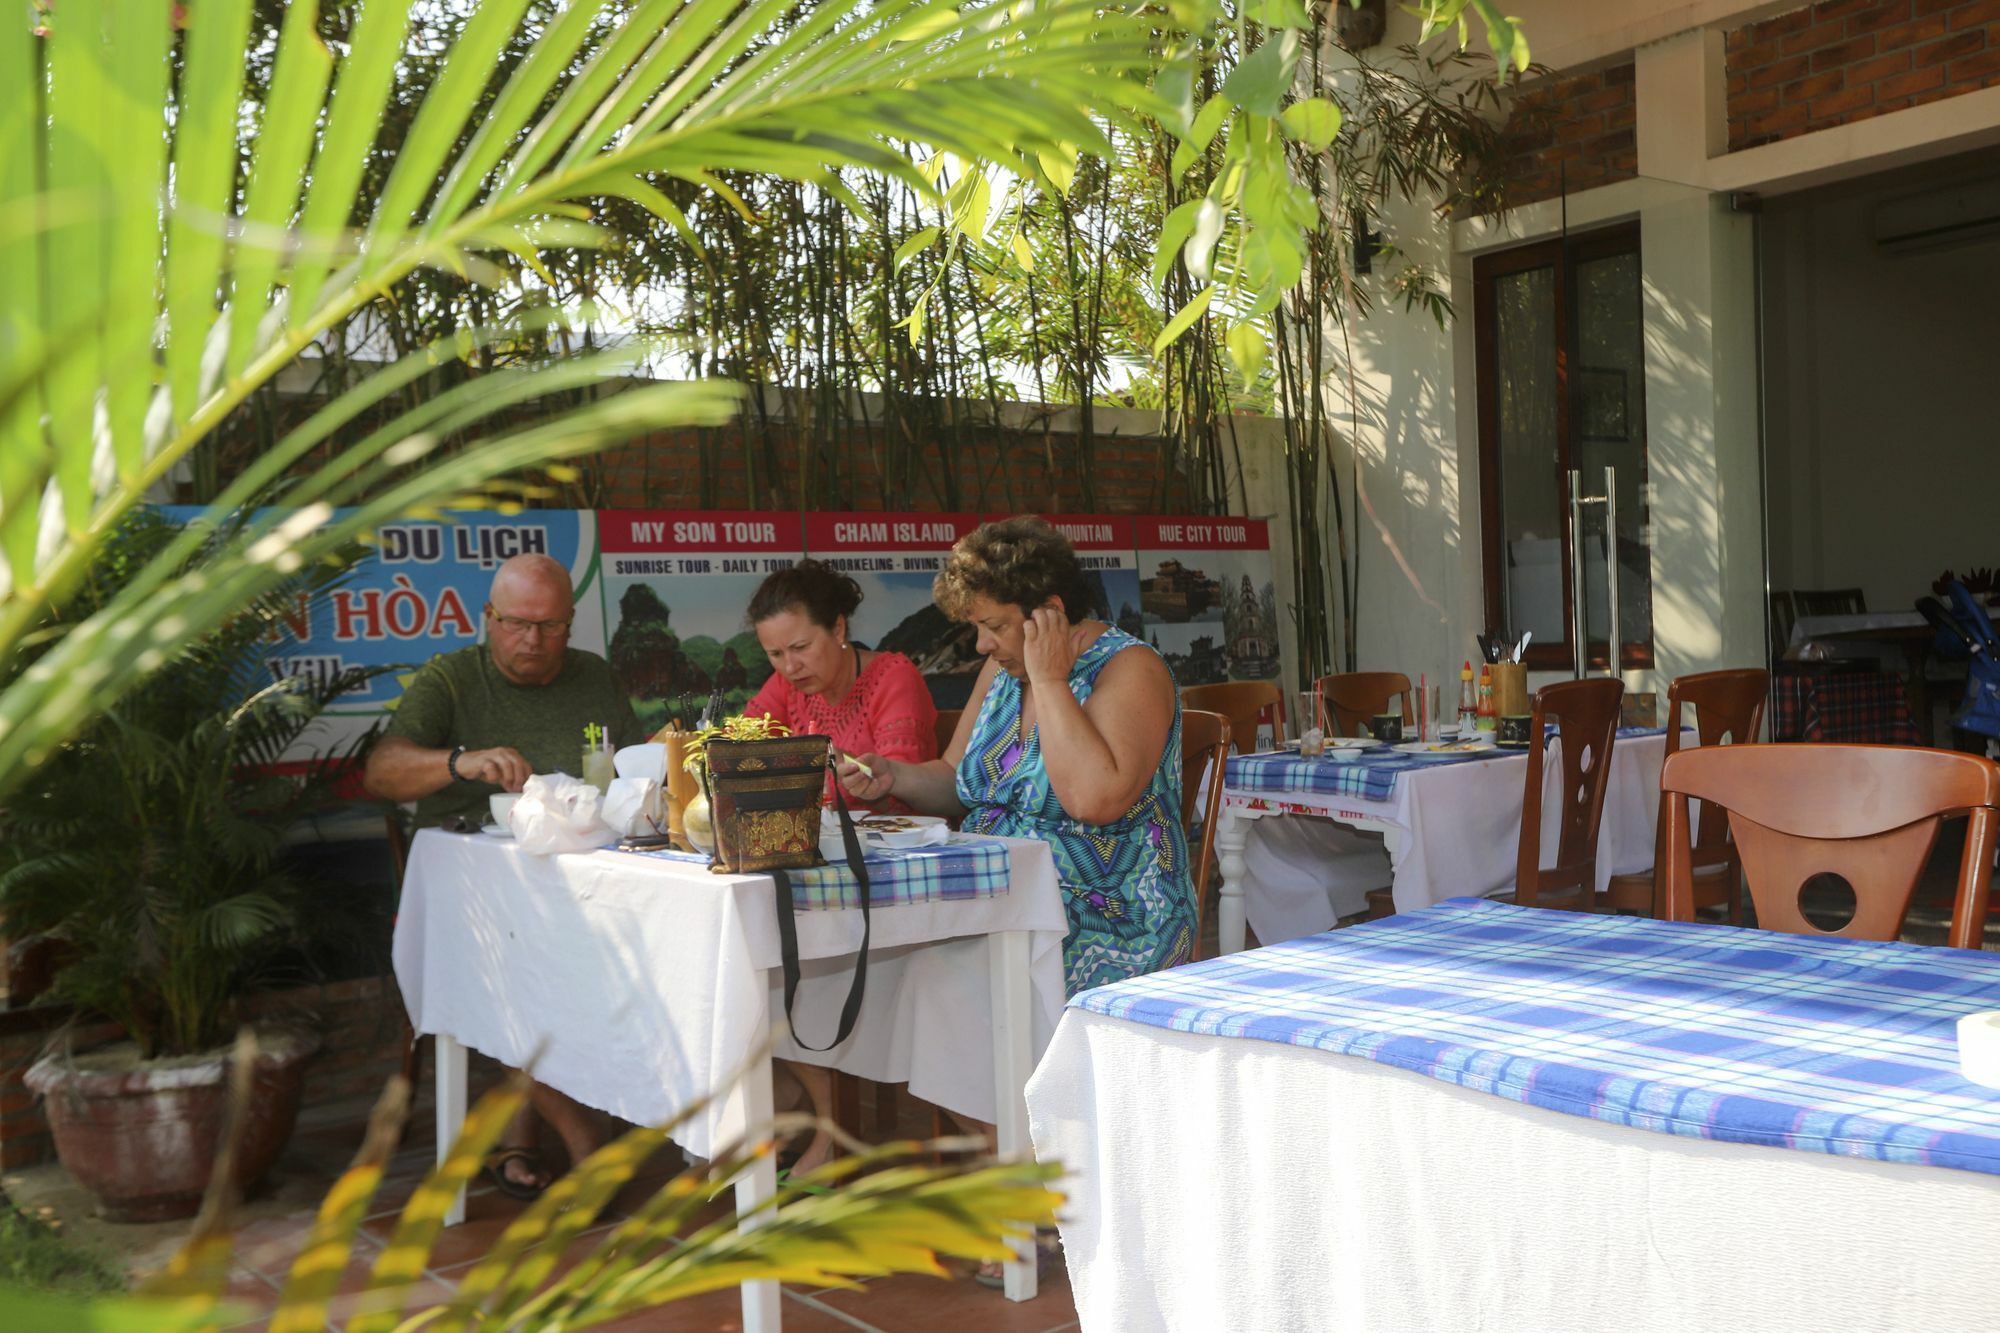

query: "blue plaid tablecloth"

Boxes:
[1073, 897, 2000, 1176]
[1224, 725, 1667, 804]
[620, 834, 1010, 911]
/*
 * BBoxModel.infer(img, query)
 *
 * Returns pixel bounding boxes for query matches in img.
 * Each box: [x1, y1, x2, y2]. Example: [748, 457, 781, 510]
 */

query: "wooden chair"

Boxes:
[1178, 709, 1231, 961]
[1659, 744, 1999, 950]
[1508, 677, 1625, 912]
[1313, 672, 1414, 738]
[1601, 668, 1768, 921]
[933, 708, 961, 758]
[1181, 682, 1286, 755]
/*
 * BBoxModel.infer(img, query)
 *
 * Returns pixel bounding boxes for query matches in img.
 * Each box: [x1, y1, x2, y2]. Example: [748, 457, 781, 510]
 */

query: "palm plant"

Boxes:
[0, 0, 1191, 805]
[0, 512, 384, 1056]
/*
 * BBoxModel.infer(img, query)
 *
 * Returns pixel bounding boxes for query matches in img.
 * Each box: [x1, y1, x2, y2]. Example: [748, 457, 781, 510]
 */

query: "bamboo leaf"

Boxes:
[1226, 317, 1267, 380]
[1152, 286, 1214, 354]
[894, 225, 941, 272]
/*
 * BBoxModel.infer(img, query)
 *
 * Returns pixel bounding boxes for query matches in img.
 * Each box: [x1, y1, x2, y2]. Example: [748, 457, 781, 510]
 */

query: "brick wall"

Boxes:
[1486, 62, 1639, 208]
[572, 422, 1195, 516]
[0, 976, 410, 1170]
[1727, 0, 2000, 151]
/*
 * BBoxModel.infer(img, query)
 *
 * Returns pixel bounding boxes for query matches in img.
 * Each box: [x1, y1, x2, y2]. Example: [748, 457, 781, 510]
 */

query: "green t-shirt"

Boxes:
[384, 645, 644, 829]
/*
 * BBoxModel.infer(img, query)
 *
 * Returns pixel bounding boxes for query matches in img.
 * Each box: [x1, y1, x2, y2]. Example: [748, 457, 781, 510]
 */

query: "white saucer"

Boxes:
[480, 822, 514, 838]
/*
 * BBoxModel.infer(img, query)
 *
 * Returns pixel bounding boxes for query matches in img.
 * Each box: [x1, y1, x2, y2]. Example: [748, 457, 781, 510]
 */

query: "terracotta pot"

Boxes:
[25, 1026, 320, 1222]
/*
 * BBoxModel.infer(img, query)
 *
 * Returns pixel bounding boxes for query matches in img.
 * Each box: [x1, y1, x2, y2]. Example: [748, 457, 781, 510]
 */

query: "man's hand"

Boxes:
[460, 746, 532, 792]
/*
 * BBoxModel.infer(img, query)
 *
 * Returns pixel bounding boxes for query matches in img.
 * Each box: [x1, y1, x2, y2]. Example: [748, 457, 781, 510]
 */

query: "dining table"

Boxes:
[393, 825, 1070, 1330]
[1211, 725, 1681, 953]
[1026, 898, 2000, 1332]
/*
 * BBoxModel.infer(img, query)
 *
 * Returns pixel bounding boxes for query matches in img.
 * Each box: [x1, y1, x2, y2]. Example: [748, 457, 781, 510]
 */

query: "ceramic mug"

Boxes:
[1369, 713, 1404, 743]
[1497, 713, 1534, 747]
[488, 792, 521, 829]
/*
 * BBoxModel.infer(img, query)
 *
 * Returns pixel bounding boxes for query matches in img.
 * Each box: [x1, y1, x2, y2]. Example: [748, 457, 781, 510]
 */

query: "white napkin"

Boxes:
[511, 772, 618, 854]
[613, 742, 667, 780]
[602, 777, 661, 837]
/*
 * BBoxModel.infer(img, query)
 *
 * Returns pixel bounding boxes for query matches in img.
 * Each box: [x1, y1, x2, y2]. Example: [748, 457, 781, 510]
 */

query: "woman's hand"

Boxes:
[1021, 605, 1083, 688]
[835, 751, 894, 804]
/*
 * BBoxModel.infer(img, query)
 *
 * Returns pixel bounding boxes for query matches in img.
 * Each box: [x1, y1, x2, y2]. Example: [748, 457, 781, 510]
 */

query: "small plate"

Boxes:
[856, 814, 949, 848]
[480, 822, 514, 839]
[1332, 736, 1383, 750]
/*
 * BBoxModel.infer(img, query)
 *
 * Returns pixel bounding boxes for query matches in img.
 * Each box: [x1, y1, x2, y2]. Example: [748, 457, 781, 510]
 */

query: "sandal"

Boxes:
[479, 1146, 550, 1201]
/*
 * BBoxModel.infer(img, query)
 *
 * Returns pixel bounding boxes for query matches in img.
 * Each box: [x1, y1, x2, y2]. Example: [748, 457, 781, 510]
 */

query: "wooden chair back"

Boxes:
[1181, 682, 1286, 755]
[933, 708, 962, 758]
[1178, 709, 1231, 961]
[1660, 744, 1999, 950]
[1791, 587, 1867, 617]
[1313, 672, 1414, 738]
[1608, 668, 1769, 918]
[1515, 677, 1624, 911]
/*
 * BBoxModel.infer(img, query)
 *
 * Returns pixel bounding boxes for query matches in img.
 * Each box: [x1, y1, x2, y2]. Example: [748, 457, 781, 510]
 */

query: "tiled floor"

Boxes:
[6, 1079, 1079, 1333]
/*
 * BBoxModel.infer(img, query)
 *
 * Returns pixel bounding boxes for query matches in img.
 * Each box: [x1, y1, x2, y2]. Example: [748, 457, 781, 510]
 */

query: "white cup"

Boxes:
[489, 793, 521, 829]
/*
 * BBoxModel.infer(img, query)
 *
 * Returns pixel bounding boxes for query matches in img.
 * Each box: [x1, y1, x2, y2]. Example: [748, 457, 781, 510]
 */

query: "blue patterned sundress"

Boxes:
[957, 626, 1195, 995]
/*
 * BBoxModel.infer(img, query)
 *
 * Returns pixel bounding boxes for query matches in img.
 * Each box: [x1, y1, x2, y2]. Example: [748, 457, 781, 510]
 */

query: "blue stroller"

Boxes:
[1917, 582, 2000, 749]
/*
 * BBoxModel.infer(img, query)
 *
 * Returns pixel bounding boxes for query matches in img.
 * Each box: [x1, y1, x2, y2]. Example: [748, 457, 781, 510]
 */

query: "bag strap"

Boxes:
[771, 781, 871, 1053]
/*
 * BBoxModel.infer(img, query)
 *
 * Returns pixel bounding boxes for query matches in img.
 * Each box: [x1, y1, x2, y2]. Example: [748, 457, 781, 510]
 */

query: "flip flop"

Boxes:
[479, 1146, 549, 1201]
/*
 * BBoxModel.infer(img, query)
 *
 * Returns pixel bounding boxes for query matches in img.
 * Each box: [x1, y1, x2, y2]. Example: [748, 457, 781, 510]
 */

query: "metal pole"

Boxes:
[1603, 464, 1621, 679]
[1568, 469, 1587, 678]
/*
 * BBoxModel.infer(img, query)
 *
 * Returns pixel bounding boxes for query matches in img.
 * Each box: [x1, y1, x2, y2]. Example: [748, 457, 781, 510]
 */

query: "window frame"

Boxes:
[1472, 222, 1653, 673]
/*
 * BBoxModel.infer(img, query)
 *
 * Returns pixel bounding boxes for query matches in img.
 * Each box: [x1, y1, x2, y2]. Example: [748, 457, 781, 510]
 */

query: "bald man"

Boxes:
[365, 553, 644, 1198]
[365, 553, 642, 830]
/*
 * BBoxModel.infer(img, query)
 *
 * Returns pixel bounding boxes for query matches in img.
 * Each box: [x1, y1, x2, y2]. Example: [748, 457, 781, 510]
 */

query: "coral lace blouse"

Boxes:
[744, 650, 938, 814]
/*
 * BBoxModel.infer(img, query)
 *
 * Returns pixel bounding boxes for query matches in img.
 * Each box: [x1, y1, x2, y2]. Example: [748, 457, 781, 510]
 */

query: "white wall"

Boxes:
[1761, 154, 2000, 612]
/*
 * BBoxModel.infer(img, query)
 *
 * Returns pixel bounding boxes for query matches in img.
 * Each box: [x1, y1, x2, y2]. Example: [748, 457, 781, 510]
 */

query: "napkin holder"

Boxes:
[659, 731, 701, 847]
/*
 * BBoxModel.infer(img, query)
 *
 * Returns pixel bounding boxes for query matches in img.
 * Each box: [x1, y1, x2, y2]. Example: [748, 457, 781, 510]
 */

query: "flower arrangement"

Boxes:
[680, 712, 791, 778]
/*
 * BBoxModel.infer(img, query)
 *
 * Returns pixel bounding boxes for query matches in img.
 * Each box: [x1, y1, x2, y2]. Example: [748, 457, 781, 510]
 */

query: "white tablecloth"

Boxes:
[1218, 729, 1678, 949]
[395, 829, 1069, 1159]
[1027, 1010, 2000, 1333]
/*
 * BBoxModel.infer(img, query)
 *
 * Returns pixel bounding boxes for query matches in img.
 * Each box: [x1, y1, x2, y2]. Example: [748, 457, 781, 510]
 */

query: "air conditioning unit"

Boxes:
[1874, 175, 2000, 254]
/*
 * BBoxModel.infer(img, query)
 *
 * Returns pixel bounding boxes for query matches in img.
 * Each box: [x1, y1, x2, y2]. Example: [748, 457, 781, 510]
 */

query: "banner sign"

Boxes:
[596, 509, 803, 734]
[1135, 516, 1280, 685]
[151, 508, 1280, 755]
[158, 505, 599, 716]
[803, 512, 985, 709]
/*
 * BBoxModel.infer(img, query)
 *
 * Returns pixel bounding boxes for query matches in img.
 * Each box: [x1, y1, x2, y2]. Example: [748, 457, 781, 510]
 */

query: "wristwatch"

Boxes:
[448, 744, 471, 782]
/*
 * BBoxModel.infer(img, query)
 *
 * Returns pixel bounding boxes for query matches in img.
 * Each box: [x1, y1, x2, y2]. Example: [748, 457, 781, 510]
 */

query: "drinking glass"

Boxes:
[1421, 684, 1442, 743]
[1296, 691, 1326, 757]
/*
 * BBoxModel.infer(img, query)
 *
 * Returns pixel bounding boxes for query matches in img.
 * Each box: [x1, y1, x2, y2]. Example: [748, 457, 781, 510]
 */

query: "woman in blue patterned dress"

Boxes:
[836, 516, 1195, 994]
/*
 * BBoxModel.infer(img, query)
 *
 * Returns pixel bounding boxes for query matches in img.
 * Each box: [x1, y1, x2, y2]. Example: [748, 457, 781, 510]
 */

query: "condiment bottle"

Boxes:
[1476, 664, 1496, 732]
[1458, 661, 1478, 732]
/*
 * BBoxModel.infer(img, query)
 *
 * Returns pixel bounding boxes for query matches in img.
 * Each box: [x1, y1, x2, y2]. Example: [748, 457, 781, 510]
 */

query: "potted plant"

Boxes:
[1, 516, 381, 1221]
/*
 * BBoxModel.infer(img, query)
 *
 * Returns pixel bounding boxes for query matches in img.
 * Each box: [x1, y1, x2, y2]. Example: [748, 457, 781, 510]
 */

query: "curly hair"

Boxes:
[746, 559, 863, 630]
[933, 516, 1099, 622]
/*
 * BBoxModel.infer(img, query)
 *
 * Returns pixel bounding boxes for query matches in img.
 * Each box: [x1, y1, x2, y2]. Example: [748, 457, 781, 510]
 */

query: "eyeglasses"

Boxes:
[487, 607, 573, 637]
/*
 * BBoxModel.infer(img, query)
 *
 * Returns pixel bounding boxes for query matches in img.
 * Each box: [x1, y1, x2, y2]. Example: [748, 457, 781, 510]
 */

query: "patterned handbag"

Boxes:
[703, 734, 872, 1051]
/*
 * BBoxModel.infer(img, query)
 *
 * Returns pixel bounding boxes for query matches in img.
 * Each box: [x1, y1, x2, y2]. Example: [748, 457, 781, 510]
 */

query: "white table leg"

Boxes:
[434, 1033, 467, 1227]
[734, 1045, 783, 1333]
[1214, 805, 1254, 955]
[987, 929, 1037, 1301]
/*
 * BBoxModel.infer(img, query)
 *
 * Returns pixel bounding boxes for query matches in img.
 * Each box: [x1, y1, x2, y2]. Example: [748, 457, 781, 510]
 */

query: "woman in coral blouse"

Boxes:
[742, 559, 938, 1174]
[744, 560, 938, 813]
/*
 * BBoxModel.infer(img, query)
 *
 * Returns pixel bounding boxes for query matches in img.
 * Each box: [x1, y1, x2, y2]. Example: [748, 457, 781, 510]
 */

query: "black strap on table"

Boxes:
[770, 781, 871, 1052]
